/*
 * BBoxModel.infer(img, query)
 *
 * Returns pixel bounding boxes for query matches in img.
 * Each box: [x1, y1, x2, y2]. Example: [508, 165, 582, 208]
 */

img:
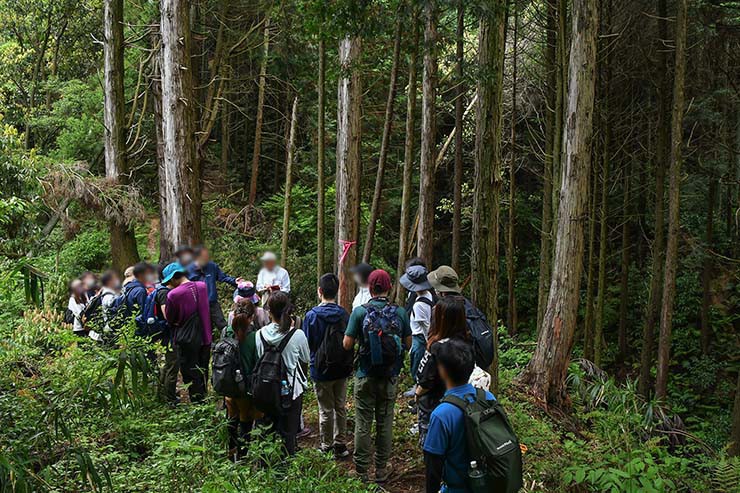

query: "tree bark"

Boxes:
[452, 0, 464, 272]
[655, 0, 688, 402]
[730, 371, 740, 456]
[472, 0, 507, 394]
[700, 178, 716, 355]
[363, 13, 402, 263]
[506, 1, 518, 336]
[617, 160, 632, 361]
[583, 165, 597, 361]
[639, 0, 670, 397]
[247, 18, 270, 205]
[281, 97, 298, 269]
[551, 0, 567, 227]
[518, 0, 598, 409]
[394, 15, 420, 305]
[159, 0, 200, 258]
[317, 36, 326, 279]
[104, 0, 139, 274]
[336, 36, 362, 311]
[417, 0, 438, 264]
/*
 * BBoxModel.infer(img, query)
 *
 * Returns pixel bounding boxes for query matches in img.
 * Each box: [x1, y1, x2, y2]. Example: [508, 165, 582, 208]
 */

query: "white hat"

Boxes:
[260, 251, 277, 262]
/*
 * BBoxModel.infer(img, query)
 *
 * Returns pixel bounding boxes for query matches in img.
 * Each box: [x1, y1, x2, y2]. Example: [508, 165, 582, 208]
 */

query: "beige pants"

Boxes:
[315, 378, 348, 449]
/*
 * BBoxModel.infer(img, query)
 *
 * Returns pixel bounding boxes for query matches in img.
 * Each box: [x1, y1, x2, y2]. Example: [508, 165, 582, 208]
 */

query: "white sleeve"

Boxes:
[280, 268, 291, 293]
[256, 269, 267, 291]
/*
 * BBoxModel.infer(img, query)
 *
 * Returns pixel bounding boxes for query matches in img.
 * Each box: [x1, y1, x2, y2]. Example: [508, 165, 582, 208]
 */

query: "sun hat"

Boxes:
[161, 262, 187, 284]
[349, 262, 375, 283]
[260, 251, 277, 262]
[427, 265, 462, 294]
[233, 281, 260, 304]
[367, 269, 392, 295]
[400, 265, 433, 292]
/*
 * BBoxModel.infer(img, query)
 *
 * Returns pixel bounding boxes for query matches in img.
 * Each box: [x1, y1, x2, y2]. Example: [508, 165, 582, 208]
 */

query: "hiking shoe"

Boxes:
[375, 464, 394, 483]
[334, 444, 350, 459]
[296, 426, 312, 439]
[350, 469, 369, 483]
[317, 445, 332, 454]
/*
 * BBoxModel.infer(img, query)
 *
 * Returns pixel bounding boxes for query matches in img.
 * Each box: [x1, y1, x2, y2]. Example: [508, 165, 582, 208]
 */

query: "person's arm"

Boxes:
[256, 270, 267, 292]
[135, 287, 147, 311]
[198, 284, 213, 337]
[343, 307, 362, 351]
[424, 451, 444, 493]
[414, 301, 432, 333]
[280, 269, 291, 293]
[165, 292, 179, 325]
[214, 262, 237, 287]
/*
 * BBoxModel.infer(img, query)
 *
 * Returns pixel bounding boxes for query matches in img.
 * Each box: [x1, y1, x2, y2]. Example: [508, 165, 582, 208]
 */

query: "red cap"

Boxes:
[367, 269, 392, 294]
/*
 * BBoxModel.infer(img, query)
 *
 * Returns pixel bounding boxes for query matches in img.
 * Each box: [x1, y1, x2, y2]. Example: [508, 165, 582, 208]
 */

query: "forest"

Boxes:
[0, 0, 739, 491]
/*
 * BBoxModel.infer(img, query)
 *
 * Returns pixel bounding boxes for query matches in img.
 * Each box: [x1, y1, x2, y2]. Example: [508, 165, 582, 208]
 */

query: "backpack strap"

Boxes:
[275, 328, 297, 353]
[441, 393, 470, 412]
[414, 296, 435, 308]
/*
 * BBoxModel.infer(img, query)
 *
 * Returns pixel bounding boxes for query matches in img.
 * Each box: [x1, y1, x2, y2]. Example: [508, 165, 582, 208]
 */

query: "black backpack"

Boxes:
[442, 388, 523, 493]
[360, 302, 404, 377]
[314, 317, 353, 380]
[81, 292, 115, 331]
[464, 299, 495, 369]
[211, 337, 246, 398]
[248, 329, 296, 415]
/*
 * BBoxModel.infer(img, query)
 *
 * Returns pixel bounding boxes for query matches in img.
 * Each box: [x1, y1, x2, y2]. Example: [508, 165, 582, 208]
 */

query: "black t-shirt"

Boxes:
[416, 336, 472, 414]
[155, 287, 170, 311]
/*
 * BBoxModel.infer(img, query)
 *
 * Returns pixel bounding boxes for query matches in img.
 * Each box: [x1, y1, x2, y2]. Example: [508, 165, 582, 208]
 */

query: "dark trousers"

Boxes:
[266, 394, 303, 456]
[209, 301, 227, 331]
[159, 344, 180, 403]
[175, 343, 210, 402]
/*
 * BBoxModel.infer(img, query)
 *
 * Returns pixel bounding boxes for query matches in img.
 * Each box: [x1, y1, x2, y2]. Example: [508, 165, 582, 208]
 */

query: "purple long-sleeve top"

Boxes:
[166, 281, 213, 346]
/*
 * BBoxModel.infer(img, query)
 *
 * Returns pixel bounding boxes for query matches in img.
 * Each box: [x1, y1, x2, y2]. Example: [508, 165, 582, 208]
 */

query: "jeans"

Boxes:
[353, 376, 398, 473]
[175, 343, 210, 402]
[410, 334, 427, 383]
[315, 378, 348, 449]
[159, 344, 179, 403]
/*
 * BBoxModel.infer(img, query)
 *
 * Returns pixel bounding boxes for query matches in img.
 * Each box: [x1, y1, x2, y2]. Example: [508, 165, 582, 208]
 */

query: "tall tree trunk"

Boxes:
[247, 18, 270, 205]
[700, 178, 716, 355]
[281, 97, 298, 268]
[506, 0, 518, 336]
[518, 0, 598, 408]
[655, 0, 687, 402]
[551, 0, 567, 227]
[336, 36, 362, 311]
[159, 0, 200, 258]
[394, 14, 420, 305]
[473, 0, 507, 394]
[104, 0, 139, 274]
[537, 0, 558, 331]
[317, 36, 326, 279]
[583, 165, 597, 361]
[617, 160, 632, 361]
[639, 0, 670, 397]
[417, 0, 438, 263]
[220, 82, 230, 176]
[731, 371, 740, 456]
[363, 13, 402, 262]
[452, 0, 465, 272]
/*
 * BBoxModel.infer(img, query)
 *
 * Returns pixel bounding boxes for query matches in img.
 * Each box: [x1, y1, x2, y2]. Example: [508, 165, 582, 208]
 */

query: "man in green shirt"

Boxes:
[343, 269, 411, 483]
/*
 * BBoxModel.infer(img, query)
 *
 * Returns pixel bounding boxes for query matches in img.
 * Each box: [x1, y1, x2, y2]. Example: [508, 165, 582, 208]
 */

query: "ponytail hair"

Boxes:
[267, 291, 294, 333]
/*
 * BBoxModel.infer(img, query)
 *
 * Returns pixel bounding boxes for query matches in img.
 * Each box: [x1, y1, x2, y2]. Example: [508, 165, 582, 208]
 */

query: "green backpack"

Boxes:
[441, 388, 523, 493]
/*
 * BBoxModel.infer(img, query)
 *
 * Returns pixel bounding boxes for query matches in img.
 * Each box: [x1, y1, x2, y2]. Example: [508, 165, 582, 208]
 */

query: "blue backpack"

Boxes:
[135, 286, 169, 338]
[360, 301, 403, 377]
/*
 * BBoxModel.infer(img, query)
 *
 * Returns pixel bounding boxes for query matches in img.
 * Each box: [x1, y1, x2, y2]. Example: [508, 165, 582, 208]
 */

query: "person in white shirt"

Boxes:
[400, 265, 435, 398]
[98, 270, 122, 337]
[350, 262, 374, 310]
[67, 279, 88, 336]
[256, 252, 291, 306]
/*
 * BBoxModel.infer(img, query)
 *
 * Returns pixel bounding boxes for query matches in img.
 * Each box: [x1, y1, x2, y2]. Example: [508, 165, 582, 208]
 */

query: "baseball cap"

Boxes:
[367, 269, 392, 294]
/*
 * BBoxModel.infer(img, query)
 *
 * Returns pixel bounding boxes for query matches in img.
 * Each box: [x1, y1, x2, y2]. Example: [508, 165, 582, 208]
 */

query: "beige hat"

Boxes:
[427, 265, 462, 293]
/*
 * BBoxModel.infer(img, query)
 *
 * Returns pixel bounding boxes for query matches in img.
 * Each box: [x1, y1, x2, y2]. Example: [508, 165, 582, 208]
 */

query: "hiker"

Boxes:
[95, 270, 123, 339]
[423, 338, 496, 493]
[222, 299, 263, 460]
[80, 271, 99, 299]
[67, 279, 88, 336]
[254, 291, 309, 455]
[256, 252, 291, 304]
[125, 262, 156, 318]
[156, 262, 187, 405]
[122, 265, 135, 289]
[228, 281, 269, 330]
[400, 264, 435, 399]
[427, 266, 496, 371]
[174, 245, 195, 266]
[343, 269, 412, 483]
[416, 296, 471, 445]
[187, 245, 242, 330]
[350, 262, 374, 310]
[302, 273, 352, 459]
[165, 270, 212, 403]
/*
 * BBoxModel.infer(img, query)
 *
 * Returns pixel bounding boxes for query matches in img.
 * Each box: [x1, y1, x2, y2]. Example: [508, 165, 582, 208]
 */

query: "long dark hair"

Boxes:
[267, 291, 295, 334]
[232, 299, 256, 333]
[427, 296, 469, 349]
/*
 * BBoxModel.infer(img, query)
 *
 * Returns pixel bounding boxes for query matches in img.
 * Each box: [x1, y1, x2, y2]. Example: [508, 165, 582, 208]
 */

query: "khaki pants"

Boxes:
[353, 376, 398, 473]
[315, 378, 348, 449]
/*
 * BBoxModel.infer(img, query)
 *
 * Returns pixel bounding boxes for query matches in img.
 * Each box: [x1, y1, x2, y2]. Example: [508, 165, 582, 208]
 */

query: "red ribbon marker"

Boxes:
[338, 239, 357, 265]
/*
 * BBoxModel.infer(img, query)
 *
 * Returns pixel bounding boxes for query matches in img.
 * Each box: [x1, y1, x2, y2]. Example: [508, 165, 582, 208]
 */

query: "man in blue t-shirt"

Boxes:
[343, 269, 412, 483]
[423, 338, 496, 493]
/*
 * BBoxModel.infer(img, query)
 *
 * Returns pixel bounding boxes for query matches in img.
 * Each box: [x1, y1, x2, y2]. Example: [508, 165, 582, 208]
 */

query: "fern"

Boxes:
[711, 458, 740, 493]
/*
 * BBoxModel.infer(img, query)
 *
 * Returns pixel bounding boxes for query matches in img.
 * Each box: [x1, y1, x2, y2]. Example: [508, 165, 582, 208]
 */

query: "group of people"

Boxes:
[66, 249, 522, 493]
